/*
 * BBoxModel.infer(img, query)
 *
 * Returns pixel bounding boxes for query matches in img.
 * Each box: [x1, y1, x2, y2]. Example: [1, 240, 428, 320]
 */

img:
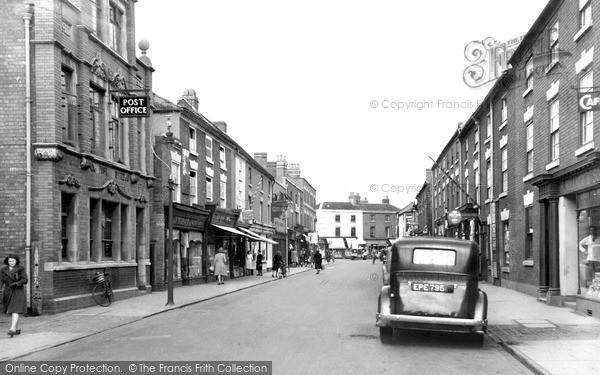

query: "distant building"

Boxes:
[397, 203, 417, 238]
[317, 193, 399, 255]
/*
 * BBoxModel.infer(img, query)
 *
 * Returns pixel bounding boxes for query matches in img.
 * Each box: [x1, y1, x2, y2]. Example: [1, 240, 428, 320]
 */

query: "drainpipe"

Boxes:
[23, 3, 34, 312]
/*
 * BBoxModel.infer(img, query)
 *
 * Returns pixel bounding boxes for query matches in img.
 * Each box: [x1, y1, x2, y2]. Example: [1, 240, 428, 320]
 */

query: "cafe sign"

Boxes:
[579, 92, 600, 112]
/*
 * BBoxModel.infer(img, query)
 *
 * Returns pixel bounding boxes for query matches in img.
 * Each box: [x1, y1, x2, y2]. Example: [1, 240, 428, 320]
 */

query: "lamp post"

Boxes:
[165, 118, 175, 306]
[285, 207, 289, 274]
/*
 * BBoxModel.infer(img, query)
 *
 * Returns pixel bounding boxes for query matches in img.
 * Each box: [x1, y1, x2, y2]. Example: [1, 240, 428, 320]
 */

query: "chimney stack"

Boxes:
[382, 196, 390, 204]
[254, 152, 268, 169]
[213, 121, 227, 134]
[288, 163, 301, 178]
[276, 155, 287, 180]
[181, 89, 199, 110]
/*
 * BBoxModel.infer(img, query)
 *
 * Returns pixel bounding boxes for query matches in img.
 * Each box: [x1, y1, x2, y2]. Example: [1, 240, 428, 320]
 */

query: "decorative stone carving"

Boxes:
[80, 157, 92, 170]
[34, 147, 64, 162]
[90, 53, 107, 81]
[130, 174, 139, 184]
[58, 174, 81, 188]
[110, 69, 126, 90]
[147, 179, 155, 189]
[107, 181, 118, 195]
[89, 179, 133, 199]
[135, 194, 148, 204]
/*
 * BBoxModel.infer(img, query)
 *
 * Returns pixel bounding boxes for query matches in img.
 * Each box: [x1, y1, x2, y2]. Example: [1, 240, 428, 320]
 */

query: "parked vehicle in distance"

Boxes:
[376, 237, 487, 345]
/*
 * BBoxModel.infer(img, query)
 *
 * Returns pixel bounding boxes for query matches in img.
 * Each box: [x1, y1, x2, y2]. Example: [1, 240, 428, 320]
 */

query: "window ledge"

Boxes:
[206, 157, 214, 165]
[499, 121, 508, 131]
[523, 259, 534, 267]
[546, 61, 559, 75]
[190, 151, 198, 157]
[522, 87, 533, 98]
[484, 137, 491, 145]
[523, 173, 534, 183]
[545, 159, 560, 171]
[574, 24, 592, 43]
[51, 261, 138, 271]
[498, 192, 508, 199]
[575, 141, 595, 157]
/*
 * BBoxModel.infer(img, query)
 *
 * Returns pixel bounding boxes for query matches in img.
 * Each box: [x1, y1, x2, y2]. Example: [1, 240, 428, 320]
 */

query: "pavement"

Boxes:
[0, 263, 599, 375]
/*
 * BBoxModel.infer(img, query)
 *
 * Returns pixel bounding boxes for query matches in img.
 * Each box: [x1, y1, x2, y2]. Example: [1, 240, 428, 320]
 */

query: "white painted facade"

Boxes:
[316, 208, 364, 249]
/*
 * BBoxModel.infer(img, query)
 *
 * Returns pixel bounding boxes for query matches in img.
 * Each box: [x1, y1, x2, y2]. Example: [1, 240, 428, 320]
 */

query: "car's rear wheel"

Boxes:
[380, 326, 394, 344]
[471, 333, 485, 347]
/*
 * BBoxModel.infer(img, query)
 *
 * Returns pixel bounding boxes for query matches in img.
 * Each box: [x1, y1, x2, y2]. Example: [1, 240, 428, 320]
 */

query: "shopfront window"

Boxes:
[578, 208, 600, 297]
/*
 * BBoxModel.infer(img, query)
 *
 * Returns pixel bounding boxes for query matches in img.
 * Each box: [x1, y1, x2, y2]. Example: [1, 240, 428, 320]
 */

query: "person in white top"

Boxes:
[579, 226, 600, 285]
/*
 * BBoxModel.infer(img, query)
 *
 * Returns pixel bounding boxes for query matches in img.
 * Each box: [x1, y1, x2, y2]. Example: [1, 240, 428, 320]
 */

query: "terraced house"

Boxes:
[426, 0, 600, 316]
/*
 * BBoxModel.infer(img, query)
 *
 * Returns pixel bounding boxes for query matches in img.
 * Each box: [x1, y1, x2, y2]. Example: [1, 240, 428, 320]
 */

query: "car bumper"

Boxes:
[376, 312, 487, 333]
[376, 286, 488, 334]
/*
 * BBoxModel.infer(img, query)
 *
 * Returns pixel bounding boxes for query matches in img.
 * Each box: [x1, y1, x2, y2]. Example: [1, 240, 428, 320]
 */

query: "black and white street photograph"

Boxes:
[1, 1, 600, 374]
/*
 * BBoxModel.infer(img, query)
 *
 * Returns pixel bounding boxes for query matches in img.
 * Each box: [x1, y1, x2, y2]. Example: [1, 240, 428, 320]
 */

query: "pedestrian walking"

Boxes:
[256, 250, 264, 276]
[314, 249, 323, 274]
[272, 250, 283, 278]
[245, 250, 254, 276]
[213, 248, 228, 285]
[1, 254, 28, 338]
[290, 245, 298, 267]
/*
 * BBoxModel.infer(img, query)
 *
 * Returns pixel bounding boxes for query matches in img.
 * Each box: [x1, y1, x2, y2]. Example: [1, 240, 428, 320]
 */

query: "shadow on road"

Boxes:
[383, 329, 486, 348]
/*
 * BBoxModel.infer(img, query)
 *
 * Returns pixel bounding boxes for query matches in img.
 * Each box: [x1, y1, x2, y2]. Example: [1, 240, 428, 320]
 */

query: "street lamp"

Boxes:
[165, 118, 175, 306]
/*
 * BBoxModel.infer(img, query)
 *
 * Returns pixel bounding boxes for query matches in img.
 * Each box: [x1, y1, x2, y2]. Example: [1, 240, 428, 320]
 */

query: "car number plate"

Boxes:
[410, 282, 454, 293]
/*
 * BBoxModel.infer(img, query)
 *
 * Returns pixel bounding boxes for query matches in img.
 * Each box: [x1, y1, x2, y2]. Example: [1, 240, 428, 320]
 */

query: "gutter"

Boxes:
[23, 3, 34, 312]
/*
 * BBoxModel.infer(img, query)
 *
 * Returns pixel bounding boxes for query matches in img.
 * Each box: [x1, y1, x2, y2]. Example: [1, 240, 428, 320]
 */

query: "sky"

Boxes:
[135, 0, 549, 210]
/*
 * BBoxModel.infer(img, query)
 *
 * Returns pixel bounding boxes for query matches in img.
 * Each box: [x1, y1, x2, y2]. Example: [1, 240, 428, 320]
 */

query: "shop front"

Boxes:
[167, 203, 210, 286]
[207, 205, 246, 279]
[533, 156, 600, 313]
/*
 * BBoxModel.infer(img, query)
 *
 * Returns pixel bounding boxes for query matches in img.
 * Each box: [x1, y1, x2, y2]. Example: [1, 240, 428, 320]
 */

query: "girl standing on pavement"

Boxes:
[213, 248, 228, 285]
[1, 254, 28, 338]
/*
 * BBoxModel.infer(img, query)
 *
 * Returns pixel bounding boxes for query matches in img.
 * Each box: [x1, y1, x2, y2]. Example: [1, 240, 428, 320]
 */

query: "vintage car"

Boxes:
[376, 237, 488, 344]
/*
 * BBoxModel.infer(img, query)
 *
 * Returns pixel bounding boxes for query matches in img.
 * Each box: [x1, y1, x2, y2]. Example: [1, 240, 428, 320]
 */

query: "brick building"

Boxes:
[427, 0, 600, 315]
[255, 154, 319, 259]
[150, 90, 277, 287]
[0, 0, 156, 314]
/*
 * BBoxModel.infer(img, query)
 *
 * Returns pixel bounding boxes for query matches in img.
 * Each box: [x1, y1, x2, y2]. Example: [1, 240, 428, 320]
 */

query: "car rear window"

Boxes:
[412, 248, 456, 266]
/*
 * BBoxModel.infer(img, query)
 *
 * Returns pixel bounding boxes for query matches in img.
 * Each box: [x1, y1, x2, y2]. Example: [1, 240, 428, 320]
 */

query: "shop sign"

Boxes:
[273, 218, 286, 234]
[118, 96, 149, 118]
[577, 188, 600, 210]
[173, 211, 207, 231]
[212, 213, 236, 227]
[561, 167, 600, 195]
[241, 210, 254, 223]
[447, 210, 462, 226]
[579, 93, 600, 112]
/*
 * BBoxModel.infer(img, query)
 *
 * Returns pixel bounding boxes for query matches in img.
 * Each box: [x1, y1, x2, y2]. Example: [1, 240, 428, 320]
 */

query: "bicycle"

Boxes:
[92, 269, 113, 307]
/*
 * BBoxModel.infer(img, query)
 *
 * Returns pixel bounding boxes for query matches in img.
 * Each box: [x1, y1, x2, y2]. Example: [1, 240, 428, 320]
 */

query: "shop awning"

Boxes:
[237, 227, 278, 245]
[212, 224, 248, 237]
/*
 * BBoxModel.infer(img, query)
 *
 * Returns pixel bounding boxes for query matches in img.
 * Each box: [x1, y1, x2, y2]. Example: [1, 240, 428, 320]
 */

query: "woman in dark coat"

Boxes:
[1, 254, 28, 337]
[314, 249, 323, 274]
[255, 250, 263, 276]
[272, 250, 283, 278]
